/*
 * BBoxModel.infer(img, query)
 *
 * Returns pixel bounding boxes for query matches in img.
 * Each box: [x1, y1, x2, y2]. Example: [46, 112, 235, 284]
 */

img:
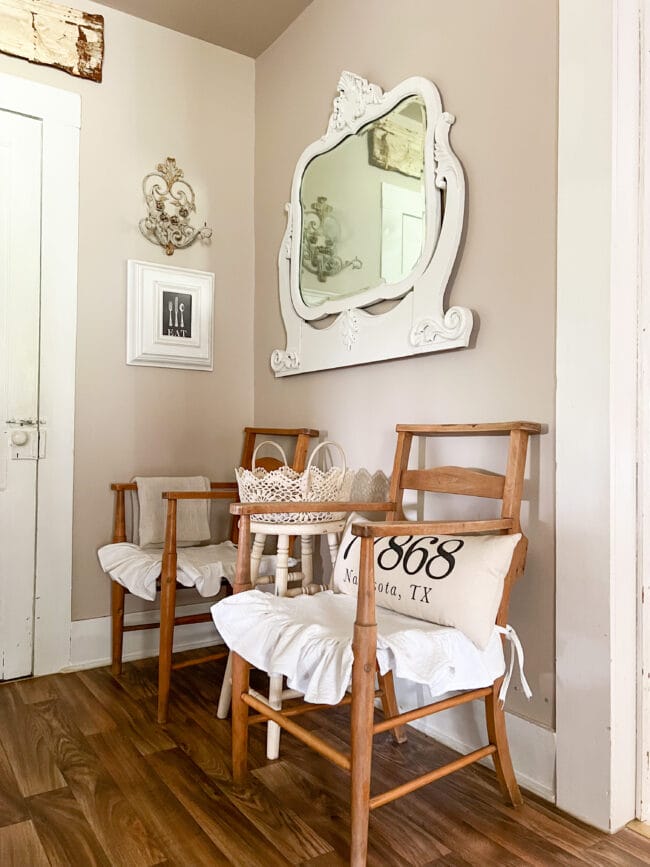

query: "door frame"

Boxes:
[0, 73, 80, 676]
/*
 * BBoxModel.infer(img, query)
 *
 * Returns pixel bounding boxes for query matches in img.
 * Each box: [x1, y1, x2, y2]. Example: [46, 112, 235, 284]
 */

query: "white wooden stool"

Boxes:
[216, 518, 345, 759]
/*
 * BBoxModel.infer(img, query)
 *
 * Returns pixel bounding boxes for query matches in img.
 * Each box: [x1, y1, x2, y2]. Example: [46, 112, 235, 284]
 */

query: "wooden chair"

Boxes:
[108, 426, 318, 724]
[225, 422, 541, 866]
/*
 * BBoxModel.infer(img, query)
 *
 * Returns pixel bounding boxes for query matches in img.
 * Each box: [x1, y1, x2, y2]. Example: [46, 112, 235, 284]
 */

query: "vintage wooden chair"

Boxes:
[220, 422, 541, 865]
[106, 426, 318, 724]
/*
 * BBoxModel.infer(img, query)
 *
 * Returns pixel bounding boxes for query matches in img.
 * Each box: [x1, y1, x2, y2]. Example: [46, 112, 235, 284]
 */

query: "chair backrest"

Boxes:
[386, 422, 542, 624]
[387, 422, 541, 530]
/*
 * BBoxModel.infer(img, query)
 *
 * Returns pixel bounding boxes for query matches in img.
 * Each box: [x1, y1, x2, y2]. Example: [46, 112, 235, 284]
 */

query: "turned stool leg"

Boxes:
[217, 532, 266, 720]
[326, 531, 340, 590]
[266, 533, 290, 760]
[250, 533, 266, 586]
[216, 653, 233, 719]
[301, 535, 313, 589]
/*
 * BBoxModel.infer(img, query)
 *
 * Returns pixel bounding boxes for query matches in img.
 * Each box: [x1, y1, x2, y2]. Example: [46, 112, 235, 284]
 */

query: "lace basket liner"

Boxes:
[235, 441, 354, 523]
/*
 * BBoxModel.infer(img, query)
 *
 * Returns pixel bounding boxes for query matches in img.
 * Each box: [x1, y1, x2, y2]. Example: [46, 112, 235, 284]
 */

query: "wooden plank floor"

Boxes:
[0, 650, 649, 866]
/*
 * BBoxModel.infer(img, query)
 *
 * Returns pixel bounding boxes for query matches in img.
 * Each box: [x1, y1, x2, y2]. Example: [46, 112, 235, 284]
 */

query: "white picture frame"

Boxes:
[126, 259, 214, 370]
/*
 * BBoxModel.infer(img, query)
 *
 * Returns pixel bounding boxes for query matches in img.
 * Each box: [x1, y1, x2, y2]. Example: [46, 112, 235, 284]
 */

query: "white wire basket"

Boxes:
[235, 440, 355, 523]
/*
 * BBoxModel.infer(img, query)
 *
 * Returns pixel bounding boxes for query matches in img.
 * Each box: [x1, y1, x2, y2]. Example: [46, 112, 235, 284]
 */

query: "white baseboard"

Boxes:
[67, 601, 223, 671]
[395, 678, 556, 803]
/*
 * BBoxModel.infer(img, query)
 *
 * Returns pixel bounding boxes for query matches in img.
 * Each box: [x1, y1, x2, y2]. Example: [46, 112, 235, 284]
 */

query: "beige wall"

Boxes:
[254, 0, 558, 727]
[0, 2, 256, 620]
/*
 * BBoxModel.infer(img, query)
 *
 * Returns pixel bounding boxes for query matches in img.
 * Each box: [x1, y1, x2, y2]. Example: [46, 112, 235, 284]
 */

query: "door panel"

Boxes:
[0, 109, 42, 679]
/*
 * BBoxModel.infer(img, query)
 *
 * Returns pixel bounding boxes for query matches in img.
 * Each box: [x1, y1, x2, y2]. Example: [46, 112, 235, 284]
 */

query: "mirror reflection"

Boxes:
[300, 95, 427, 309]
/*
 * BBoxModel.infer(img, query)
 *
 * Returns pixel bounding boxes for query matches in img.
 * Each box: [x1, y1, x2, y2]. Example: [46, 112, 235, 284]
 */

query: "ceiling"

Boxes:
[99, 0, 312, 58]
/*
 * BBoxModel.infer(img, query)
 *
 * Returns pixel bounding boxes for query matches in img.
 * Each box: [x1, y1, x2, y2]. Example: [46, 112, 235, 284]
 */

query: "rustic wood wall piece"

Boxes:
[0, 0, 104, 82]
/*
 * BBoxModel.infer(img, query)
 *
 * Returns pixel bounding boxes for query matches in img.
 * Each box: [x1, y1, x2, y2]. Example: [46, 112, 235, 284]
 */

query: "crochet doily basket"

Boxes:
[235, 440, 354, 523]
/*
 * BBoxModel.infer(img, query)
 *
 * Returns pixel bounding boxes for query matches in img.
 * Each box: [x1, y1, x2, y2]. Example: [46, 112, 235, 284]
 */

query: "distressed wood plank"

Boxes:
[0, 0, 104, 82]
[147, 747, 294, 867]
[0, 685, 66, 797]
[254, 759, 444, 867]
[53, 673, 116, 736]
[88, 729, 230, 866]
[0, 738, 28, 828]
[27, 787, 111, 866]
[29, 698, 166, 866]
[0, 819, 49, 865]
[14, 673, 59, 704]
[78, 668, 175, 754]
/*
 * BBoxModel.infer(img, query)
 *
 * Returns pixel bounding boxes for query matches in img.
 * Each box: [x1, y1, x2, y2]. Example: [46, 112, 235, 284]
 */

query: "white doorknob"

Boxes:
[11, 430, 28, 446]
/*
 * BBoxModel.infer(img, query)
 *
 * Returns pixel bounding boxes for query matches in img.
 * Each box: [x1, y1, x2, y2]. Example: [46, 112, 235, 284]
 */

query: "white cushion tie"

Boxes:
[496, 624, 532, 705]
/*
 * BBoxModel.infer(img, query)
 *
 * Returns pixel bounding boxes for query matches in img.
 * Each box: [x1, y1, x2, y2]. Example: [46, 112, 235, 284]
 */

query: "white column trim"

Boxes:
[556, 0, 639, 831]
[637, 0, 650, 825]
[609, 0, 641, 831]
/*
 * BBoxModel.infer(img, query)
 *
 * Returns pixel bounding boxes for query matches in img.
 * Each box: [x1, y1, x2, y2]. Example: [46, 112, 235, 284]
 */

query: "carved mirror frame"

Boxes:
[271, 71, 472, 377]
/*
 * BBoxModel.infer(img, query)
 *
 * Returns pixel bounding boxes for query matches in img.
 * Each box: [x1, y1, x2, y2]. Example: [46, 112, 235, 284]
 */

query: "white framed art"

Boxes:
[126, 259, 214, 370]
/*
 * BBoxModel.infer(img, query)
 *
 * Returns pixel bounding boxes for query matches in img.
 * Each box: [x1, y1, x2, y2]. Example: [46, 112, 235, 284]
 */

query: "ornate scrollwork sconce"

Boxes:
[139, 157, 212, 255]
[301, 196, 362, 283]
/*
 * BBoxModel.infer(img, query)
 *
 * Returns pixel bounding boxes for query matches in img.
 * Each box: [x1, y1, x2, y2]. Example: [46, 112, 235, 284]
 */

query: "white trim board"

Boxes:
[394, 679, 555, 803]
[67, 602, 223, 672]
[0, 72, 80, 126]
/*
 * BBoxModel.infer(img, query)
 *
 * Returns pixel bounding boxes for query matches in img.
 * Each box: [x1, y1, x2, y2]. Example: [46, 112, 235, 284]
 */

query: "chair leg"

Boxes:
[485, 679, 523, 807]
[157, 573, 177, 725]
[216, 652, 233, 719]
[111, 582, 126, 676]
[350, 622, 377, 867]
[377, 668, 407, 745]
[232, 651, 251, 784]
[264, 533, 290, 758]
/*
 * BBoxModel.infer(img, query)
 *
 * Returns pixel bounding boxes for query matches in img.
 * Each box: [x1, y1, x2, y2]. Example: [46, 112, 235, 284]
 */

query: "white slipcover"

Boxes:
[98, 542, 288, 602]
[211, 590, 530, 706]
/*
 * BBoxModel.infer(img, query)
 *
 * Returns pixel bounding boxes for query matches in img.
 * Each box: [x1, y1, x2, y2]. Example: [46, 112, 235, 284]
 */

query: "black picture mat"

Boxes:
[161, 290, 193, 339]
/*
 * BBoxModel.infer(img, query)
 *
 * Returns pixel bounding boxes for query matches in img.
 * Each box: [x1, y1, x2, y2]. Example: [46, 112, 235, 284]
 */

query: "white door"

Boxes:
[0, 109, 43, 679]
[381, 182, 425, 284]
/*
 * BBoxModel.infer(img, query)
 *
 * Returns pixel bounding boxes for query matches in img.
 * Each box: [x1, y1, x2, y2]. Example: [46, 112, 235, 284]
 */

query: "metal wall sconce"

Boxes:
[301, 196, 362, 283]
[139, 157, 212, 255]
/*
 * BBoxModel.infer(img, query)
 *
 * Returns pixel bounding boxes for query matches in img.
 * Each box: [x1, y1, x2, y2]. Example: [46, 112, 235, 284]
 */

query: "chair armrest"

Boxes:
[162, 490, 238, 500]
[230, 501, 396, 516]
[350, 518, 514, 537]
[112, 482, 238, 493]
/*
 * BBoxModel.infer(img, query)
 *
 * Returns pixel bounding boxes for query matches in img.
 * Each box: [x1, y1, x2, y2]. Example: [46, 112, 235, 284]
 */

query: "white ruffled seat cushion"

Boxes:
[211, 590, 508, 705]
[98, 542, 287, 602]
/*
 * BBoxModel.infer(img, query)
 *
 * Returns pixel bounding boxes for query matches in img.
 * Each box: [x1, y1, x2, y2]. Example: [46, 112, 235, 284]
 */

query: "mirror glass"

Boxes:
[299, 95, 427, 309]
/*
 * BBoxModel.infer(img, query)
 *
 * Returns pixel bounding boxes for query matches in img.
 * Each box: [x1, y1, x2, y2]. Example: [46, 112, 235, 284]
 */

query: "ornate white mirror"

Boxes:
[271, 71, 472, 377]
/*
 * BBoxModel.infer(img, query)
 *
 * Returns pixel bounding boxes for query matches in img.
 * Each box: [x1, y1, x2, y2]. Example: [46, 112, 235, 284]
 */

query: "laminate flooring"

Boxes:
[0, 649, 649, 866]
